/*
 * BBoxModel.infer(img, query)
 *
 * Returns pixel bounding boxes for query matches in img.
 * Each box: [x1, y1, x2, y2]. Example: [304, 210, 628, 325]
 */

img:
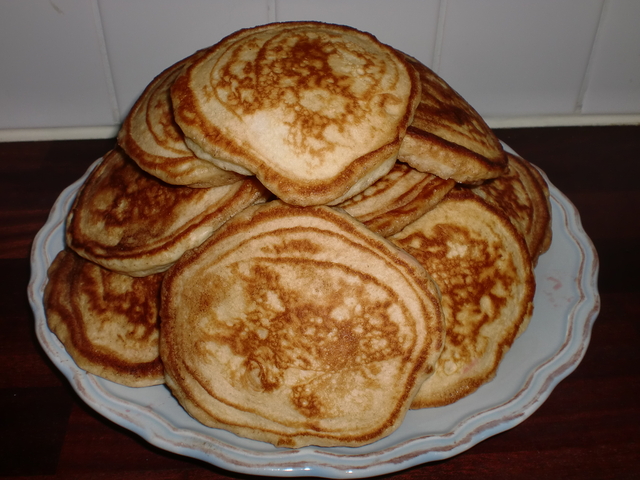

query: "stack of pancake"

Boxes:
[44, 21, 551, 447]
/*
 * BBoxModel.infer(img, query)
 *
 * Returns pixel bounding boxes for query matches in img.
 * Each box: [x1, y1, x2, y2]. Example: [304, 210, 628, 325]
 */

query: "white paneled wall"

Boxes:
[0, 0, 638, 141]
[0, 1, 116, 130]
[438, 0, 603, 117]
[581, 0, 640, 114]
[275, 0, 441, 66]
[98, 0, 271, 121]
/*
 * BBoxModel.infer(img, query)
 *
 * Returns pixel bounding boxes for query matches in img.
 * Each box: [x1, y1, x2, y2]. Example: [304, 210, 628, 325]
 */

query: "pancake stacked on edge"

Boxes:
[161, 201, 444, 447]
[171, 22, 421, 206]
[398, 53, 508, 184]
[44, 249, 165, 387]
[117, 51, 243, 188]
[66, 148, 269, 276]
[391, 190, 535, 408]
[339, 161, 455, 237]
[468, 153, 552, 263]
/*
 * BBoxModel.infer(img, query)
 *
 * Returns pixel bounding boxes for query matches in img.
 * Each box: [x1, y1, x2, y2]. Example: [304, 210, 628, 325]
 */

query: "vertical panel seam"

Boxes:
[91, 0, 120, 124]
[268, 0, 277, 23]
[576, 0, 610, 113]
[432, 0, 448, 73]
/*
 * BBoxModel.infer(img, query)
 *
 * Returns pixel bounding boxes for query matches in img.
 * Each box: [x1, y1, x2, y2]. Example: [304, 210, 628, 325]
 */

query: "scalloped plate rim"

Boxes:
[27, 143, 600, 478]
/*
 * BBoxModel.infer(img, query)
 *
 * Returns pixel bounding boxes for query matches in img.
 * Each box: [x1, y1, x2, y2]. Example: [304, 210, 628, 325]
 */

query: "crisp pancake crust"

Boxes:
[66, 148, 269, 276]
[339, 161, 455, 237]
[470, 153, 552, 263]
[44, 249, 164, 387]
[161, 201, 444, 447]
[397, 54, 507, 183]
[391, 190, 535, 408]
[117, 52, 243, 188]
[171, 21, 421, 205]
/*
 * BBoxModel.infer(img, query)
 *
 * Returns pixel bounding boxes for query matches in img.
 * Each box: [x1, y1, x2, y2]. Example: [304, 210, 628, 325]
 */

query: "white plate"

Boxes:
[28, 144, 600, 478]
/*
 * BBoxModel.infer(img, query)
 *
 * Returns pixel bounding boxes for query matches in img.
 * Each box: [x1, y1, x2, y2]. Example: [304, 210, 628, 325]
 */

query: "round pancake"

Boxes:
[117, 52, 243, 188]
[397, 53, 507, 184]
[339, 161, 455, 237]
[44, 249, 164, 387]
[469, 153, 552, 263]
[66, 148, 269, 277]
[391, 190, 535, 408]
[161, 200, 445, 447]
[171, 21, 421, 206]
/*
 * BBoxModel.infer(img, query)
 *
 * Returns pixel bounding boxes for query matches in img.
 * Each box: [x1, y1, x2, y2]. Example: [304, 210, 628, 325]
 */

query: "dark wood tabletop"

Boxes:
[1, 125, 638, 479]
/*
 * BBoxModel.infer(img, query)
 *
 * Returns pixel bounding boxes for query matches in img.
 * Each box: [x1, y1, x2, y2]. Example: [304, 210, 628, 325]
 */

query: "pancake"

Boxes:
[44, 249, 164, 387]
[397, 53, 507, 184]
[171, 21, 421, 206]
[117, 52, 243, 188]
[390, 190, 535, 408]
[161, 200, 445, 447]
[66, 148, 269, 277]
[520, 155, 553, 258]
[469, 153, 552, 263]
[339, 161, 455, 237]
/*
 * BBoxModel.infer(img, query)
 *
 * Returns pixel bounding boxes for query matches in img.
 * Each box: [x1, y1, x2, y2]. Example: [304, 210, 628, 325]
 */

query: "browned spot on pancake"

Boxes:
[206, 257, 407, 415]
[405, 55, 505, 165]
[470, 153, 552, 261]
[44, 250, 164, 385]
[96, 157, 203, 234]
[84, 263, 162, 342]
[212, 31, 394, 160]
[470, 164, 533, 235]
[483, 171, 531, 218]
[391, 191, 534, 408]
[160, 200, 444, 446]
[66, 148, 269, 275]
[171, 23, 420, 205]
[259, 237, 324, 256]
[399, 223, 513, 360]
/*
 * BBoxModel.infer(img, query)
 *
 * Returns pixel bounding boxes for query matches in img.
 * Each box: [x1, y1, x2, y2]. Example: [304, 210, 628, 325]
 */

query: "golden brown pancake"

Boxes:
[469, 153, 552, 263]
[161, 200, 444, 447]
[66, 148, 269, 277]
[391, 190, 535, 408]
[117, 52, 243, 188]
[44, 249, 164, 387]
[171, 21, 421, 206]
[397, 53, 507, 184]
[339, 161, 455, 237]
[520, 155, 553, 258]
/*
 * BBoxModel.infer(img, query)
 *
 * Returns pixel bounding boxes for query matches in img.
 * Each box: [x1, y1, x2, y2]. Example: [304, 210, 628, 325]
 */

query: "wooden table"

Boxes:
[1, 126, 638, 479]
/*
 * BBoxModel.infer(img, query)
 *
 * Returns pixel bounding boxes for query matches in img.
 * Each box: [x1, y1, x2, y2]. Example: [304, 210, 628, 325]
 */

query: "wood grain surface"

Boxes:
[1, 126, 638, 479]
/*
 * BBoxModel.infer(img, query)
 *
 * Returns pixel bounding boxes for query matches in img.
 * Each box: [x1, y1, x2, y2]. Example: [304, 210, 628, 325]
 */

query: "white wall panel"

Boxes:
[438, 0, 603, 117]
[1, 0, 639, 140]
[0, 0, 116, 129]
[275, 0, 441, 67]
[98, 0, 271, 120]
[581, 0, 640, 114]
